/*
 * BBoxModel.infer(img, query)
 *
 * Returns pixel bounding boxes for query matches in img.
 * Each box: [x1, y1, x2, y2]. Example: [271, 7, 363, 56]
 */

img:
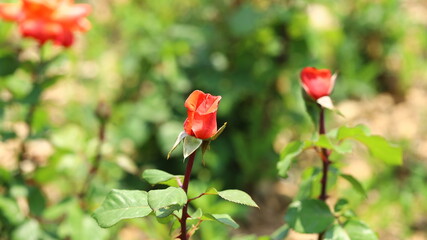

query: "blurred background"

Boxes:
[0, 0, 427, 239]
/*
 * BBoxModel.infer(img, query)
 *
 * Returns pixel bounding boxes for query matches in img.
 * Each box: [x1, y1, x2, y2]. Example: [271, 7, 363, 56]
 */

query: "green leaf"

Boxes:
[147, 187, 187, 218]
[142, 169, 183, 187]
[285, 199, 335, 233]
[324, 224, 350, 240]
[344, 220, 378, 240]
[217, 189, 259, 208]
[271, 224, 290, 240]
[337, 125, 402, 165]
[28, 186, 46, 216]
[312, 133, 352, 154]
[314, 134, 335, 149]
[183, 135, 202, 160]
[229, 4, 261, 36]
[0, 53, 19, 76]
[190, 208, 203, 219]
[73, 214, 109, 240]
[168, 131, 187, 159]
[12, 219, 41, 240]
[334, 198, 349, 213]
[340, 174, 367, 198]
[295, 167, 321, 200]
[142, 169, 174, 184]
[202, 213, 239, 229]
[0, 196, 24, 225]
[92, 190, 152, 228]
[277, 141, 305, 178]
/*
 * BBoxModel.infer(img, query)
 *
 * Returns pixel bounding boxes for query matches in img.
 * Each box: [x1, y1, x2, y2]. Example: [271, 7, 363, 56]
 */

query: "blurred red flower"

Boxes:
[0, 0, 91, 47]
[300, 67, 335, 100]
[184, 90, 221, 140]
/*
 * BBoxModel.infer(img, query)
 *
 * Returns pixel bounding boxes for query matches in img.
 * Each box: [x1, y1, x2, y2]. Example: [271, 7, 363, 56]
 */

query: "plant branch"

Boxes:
[318, 106, 331, 240]
[17, 45, 45, 174]
[78, 115, 108, 208]
[179, 151, 197, 240]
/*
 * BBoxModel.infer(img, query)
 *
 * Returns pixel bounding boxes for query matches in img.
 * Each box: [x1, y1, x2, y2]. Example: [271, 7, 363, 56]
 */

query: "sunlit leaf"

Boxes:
[277, 141, 306, 178]
[12, 219, 41, 240]
[142, 169, 183, 187]
[0, 196, 25, 225]
[344, 220, 378, 240]
[202, 213, 239, 229]
[93, 190, 152, 228]
[271, 224, 290, 240]
[324, 224, 350, 240]
[340, 174, 367, 198]
[217, 189, 259, 208]
[285, 199, 335, 233]
[337, 125, 402, 165]
[147, 187, 187, 218]
[334, 198, 349, 213]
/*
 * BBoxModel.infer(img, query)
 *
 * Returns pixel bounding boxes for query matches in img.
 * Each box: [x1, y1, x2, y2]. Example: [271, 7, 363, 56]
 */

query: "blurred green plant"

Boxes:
[0, 0, 425, 239]
[274, 67, 402, 240]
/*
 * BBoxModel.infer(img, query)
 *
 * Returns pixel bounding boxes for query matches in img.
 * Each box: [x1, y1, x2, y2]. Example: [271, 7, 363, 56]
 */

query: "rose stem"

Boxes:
[318, 106, 331, 240]
[78, 114, 108, 208]
[18, 45, 45, 175]
[180, 151, 197, 240]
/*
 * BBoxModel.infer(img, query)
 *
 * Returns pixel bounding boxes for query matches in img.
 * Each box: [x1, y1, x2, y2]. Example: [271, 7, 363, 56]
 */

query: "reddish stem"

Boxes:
[318, 107, 331, 240]
[179, 151, 197, 240]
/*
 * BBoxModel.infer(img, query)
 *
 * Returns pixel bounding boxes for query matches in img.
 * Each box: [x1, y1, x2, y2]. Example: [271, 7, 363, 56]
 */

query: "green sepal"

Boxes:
[183, 135, 203, 160]
[209, 122, 227, 141]
[168, 131, 188, 159]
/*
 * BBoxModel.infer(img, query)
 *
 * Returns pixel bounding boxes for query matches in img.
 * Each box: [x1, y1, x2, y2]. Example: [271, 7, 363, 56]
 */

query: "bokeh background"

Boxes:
[0, 0, 427, 239]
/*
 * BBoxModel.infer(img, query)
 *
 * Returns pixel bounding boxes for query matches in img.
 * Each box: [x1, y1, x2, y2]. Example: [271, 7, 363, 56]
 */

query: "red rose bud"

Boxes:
[183, 90, 221, 140]
[0, 0, 91, 47]
[300, 67, 335, 100]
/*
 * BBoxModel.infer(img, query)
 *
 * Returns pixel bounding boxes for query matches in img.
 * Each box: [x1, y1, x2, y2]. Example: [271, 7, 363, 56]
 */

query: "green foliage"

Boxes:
[12, 220, 41, 240]
[336, 125, 402, 165]
[324, 225, 350, 240]
[213, 189, 259, 208]
[277, 141, 306, 178]
[0, 0, 422, 239]
[343, 220, 379, 240]
[93, 190, 152, 228]
[202, 213, 239, 229]
[340, 174, 367, 198]
[142, 169, 183, 187]
[0, 196, 24, 225]
[147, 187, 187, 218]
[271, 224, 290, 240]
[285, 199, 335, 234]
